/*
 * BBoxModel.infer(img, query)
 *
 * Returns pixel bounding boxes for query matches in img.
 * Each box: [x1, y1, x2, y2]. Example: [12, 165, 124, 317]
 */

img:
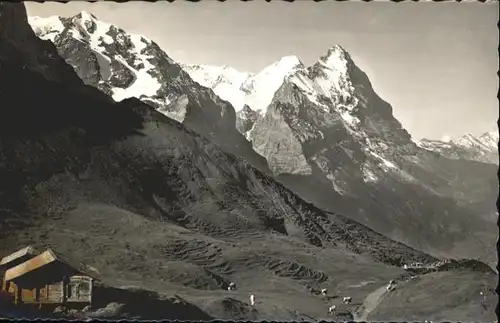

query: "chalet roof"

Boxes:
[0, 246, 38, 267]
[4, 248, 100, 282]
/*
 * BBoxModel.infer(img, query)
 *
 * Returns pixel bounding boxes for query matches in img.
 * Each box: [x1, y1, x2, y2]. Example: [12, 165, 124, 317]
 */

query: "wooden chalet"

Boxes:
[0, 246, 39, 294]
[0, 247, 99, 309]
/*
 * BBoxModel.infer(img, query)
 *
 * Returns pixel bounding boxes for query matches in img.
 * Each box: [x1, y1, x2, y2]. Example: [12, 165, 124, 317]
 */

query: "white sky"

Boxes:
[26, 1, 499, 140]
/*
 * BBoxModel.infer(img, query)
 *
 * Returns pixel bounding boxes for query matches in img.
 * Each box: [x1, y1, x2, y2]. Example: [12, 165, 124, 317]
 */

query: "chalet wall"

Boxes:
[47, 281, 64, 303]
[6, 277, 92, 305]
[21, 287, 35, 303]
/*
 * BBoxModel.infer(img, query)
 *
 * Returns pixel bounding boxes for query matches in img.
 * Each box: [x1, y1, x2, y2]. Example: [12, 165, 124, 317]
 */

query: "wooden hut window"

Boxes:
[78, 281, 90, 297]
[67, 282, 88, 299]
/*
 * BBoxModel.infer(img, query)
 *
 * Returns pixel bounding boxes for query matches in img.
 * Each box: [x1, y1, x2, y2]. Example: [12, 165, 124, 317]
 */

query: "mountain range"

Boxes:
[185, 48, 499, 267]
[415, 132, 498, 165]
[27, 11, 498, 268]
[182, 62, 498, 164]
[0, 5, 495, 320]
[28, 12, 270, 174]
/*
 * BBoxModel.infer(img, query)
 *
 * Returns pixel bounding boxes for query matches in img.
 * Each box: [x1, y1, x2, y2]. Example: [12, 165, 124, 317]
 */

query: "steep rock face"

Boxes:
[0, 5, 86, 88]
[249, 46, 497, 265]
[28, 12, 270, 173]
[416, 132, 499, 165]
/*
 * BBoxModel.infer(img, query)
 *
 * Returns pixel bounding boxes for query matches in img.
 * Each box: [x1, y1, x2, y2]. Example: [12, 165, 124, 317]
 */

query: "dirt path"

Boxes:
[352, 285, 389, 321]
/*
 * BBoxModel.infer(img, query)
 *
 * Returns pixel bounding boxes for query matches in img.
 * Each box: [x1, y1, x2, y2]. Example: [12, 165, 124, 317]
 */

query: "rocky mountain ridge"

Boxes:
[415, 131, 498, 165]
[28, 12, 270, 174]
[185, 56, 498, 166]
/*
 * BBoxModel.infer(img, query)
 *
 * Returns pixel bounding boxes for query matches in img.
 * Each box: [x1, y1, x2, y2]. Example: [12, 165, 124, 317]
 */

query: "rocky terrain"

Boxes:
[416, 131, 499, 165]
[0, 4, 496, 321]
[28, 12, 270, 174]
[183, 56, 302, 139]
[236, 105, 262, 139]
[187, 47, 498, 267]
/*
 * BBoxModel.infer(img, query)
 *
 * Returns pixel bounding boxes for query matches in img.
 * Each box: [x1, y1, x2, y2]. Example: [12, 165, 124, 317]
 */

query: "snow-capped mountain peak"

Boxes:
[452, 131, 499, 148]
[319, 45, 350, 68]
[479, 131, 499, 145]
[416, 131, 499, 164]
[183, 55, 303, 115]
[184, 45, 361, 127]
[182, 63, 251, 90]
[271, 55, 303, 70]
[28, 11, 271, 174]
[29, 12, 168, 103]
[72, 10, 98, 27]
[303, 45, 358, 109]
[69, 11, 114, 45]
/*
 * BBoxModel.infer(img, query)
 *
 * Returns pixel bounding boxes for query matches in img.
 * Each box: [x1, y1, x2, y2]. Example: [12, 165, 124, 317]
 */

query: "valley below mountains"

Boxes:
[0, 4, 496, 321]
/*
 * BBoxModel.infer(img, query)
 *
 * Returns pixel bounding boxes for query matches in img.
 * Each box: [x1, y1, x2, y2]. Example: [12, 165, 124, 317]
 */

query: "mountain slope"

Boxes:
[416, 131, 499, 165]
[246, 46, 498, 265]
[28, 12, 270, 174]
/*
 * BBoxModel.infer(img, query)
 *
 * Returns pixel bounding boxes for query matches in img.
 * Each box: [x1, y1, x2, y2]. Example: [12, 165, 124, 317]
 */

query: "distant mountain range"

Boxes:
[183, 60, 498, 166]
[28, 11, 498, 267]
[415, 132, 498, 165]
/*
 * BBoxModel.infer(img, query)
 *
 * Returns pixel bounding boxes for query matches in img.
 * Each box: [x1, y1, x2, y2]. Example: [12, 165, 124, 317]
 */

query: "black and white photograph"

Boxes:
[0, 0, 498, 321]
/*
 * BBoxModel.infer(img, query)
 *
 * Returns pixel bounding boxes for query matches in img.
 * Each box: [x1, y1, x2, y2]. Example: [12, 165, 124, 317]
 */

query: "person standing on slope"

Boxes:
[480, 291, 487, 310]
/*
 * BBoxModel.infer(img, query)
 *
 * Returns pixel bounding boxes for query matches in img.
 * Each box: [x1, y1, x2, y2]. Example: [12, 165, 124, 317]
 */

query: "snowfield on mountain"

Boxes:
[415, 131, 499, 165]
